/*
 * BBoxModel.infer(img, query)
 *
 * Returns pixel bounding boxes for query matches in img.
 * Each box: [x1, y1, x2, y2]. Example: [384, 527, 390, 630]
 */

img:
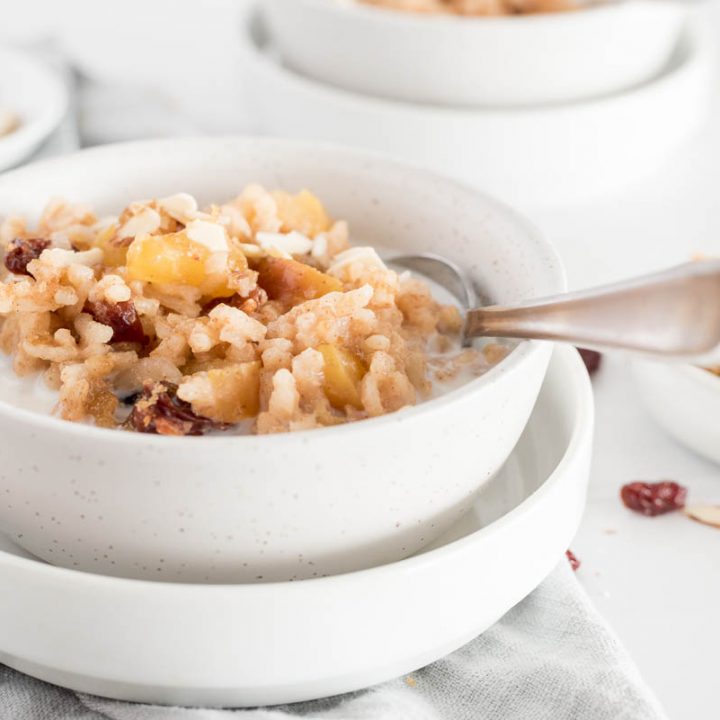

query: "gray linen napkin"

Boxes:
[0, 562, 668, 720]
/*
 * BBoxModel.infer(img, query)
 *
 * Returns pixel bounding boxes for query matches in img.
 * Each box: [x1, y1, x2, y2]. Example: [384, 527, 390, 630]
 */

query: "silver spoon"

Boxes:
[388, 254, 720, 363]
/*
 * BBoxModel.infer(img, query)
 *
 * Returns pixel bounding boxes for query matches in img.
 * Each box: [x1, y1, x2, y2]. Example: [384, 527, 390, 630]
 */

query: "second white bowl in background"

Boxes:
[243, 11, 713, 208]
[633, 360, 720, 466]
[0, 47, 67, 171]
[263, 0, 687, 107]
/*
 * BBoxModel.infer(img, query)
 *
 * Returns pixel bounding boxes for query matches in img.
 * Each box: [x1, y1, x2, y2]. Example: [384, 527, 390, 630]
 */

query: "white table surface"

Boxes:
[4, 3, 720, 718]
[530, 45, 720, 720]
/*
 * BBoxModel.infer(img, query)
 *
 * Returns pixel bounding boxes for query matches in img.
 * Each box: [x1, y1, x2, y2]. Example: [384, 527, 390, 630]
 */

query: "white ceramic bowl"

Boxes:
[242, 12, 712, 208]
[0, 47, 67, 171]
[0, 347, 593, 707]
[633, 359, 720, 466]
[0, 137, 565, 583]
[262, 0, 687, 107]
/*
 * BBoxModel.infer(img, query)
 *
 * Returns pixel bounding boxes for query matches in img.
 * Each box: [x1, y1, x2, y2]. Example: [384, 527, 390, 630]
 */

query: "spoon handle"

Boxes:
[465, 260, 720, 362]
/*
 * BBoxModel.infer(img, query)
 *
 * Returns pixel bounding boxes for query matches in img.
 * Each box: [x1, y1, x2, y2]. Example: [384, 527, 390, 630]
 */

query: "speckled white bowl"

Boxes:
[0, 137, 565, 583]
[0, 47, 67, 171]
[262, 0, 687, 107]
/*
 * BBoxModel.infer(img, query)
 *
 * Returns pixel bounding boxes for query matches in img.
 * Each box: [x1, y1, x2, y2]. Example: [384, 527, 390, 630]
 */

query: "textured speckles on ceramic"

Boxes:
[0, 137, 565, 583]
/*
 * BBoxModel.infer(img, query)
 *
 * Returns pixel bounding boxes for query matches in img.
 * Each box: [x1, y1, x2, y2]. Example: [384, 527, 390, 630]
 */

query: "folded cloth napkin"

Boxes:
[0, 562, 667, 720]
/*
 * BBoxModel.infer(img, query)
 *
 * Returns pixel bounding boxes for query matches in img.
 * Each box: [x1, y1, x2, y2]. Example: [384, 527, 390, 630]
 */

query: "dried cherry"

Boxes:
[126, 381, 228, 436]
[86, 300, 148, 345]
[566, 549, 581, 571]
[620, 480, 687, 517]
[577, 348, 602, 376]
[4, 237, 50, 275]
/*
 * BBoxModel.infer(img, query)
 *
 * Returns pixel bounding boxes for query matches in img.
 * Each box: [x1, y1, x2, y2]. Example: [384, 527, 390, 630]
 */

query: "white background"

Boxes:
[3, 1, 720, 718]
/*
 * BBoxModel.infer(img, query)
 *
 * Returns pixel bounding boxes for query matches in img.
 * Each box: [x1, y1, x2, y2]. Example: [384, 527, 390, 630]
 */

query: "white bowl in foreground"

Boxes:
[0, 347, 593, 707]
[0, 137, 565, 583]
[633, 359, 720, 466]
[243, 13, 712, 208]
[0, 47, 67, 171]
[262, 0, 687, 107]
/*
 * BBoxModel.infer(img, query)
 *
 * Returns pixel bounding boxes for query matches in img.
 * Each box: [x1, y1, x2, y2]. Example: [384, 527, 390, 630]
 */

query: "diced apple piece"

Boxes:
[202, 243, 250, 299]
[94, 224, 128, 267]
[126, 231, 209, 286]
[179, 362, 260, 424]
[318, 344, 366, 411]
[257, 256, 342, 307]
[272, 190, 331, 238]
[207, 362, 260, 422]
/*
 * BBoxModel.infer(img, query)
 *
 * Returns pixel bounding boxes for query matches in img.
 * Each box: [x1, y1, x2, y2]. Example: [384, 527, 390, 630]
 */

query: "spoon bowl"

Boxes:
[391, 254, 720, 363]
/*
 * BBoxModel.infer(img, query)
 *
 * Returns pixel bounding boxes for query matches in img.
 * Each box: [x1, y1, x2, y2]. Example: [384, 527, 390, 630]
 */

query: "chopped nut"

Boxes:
[117, 207, 161, 239]
[257, 231, 314, 257]
[685, 505, 720, 529]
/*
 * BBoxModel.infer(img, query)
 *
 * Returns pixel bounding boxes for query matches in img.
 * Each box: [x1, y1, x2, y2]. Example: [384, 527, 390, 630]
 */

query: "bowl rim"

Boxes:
[0, 345, 594, 591]
[0, 46, 68, 165]
[248, 6, 701, 117]
[632, 356, 720, 391]
[268, 0, 673, 28]
[0, 135, 566, 444]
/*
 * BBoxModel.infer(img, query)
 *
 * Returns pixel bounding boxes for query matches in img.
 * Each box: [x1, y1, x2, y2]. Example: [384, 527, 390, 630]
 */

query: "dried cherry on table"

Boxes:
[576, 348, 602, 376]
[566, 549, 581, 571]
[620, 481, 687, 517]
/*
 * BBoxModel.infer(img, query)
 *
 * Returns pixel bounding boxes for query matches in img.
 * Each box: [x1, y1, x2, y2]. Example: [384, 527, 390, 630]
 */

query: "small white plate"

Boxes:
[0, 346, 593, 707]
[242, 11, 713, 208]
[633, 359, 720, 466]
[0, 47, 68, 171]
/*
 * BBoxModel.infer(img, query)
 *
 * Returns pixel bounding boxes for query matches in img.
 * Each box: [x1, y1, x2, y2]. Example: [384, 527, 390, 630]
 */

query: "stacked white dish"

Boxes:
[0, 345, 593, 707]
[246, 1, 712, 208]
[0, 137, 594, 705]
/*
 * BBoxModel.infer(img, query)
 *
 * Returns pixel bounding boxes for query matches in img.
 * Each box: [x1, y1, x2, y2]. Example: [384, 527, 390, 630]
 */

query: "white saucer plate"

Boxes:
[242, 10, 713, 208]
[0, 346, 593, 707]
[0, 47, 68, 171]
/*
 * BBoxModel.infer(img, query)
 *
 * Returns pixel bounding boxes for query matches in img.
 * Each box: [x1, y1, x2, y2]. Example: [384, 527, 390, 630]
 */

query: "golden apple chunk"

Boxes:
[257, 256, 342, 307]
[272, 189, 331, 238]
[318, 344, 367, 410]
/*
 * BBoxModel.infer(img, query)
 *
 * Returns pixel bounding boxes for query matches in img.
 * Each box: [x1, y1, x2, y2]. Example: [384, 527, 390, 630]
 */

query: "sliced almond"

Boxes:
[327, 246, 387, 276]
[685, 504, 720, 529]
[118, 207, 161, 239]
[186, 219, 228, 252]
[238, 242, 264, 259]
[158, 193, 198, 223]
[40, 247, 104, 268]
[257, 230, 313, 256]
